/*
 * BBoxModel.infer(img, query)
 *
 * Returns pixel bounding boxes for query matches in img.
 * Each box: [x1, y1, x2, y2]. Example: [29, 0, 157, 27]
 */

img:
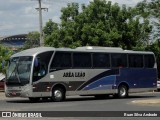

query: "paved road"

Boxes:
[0, 92, 160, 120]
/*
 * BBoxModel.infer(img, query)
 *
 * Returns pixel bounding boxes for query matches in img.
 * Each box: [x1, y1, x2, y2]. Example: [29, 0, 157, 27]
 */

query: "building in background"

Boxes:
[0, 34, 28, 49]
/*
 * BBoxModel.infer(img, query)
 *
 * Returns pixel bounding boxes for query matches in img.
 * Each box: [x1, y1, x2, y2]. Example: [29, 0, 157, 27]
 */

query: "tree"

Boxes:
[136, 0, 160, 44]
[136, 0, 160, 77]
[43, 19, 63, 47]
[44, 0, 152, 49]
[145, 41, 160, 78]
[0, 46, 12, 73]
[23, 31, 40, 49]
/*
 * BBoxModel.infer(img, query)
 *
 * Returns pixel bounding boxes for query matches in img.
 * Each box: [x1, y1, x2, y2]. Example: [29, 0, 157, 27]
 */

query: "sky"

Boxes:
[0, 0, 142, 36]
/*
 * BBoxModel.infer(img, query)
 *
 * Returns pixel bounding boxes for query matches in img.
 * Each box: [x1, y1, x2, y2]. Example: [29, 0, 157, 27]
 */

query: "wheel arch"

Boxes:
[51, 83, 67, 93]
[118, 82, 129, 90]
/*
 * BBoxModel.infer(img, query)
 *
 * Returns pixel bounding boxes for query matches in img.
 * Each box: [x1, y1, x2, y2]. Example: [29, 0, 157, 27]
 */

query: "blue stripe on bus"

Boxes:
[91, 85, 112, 90]
[82, 75, 116, 90]
[77, 69, 119, 90]
[80, 68, 157, 91]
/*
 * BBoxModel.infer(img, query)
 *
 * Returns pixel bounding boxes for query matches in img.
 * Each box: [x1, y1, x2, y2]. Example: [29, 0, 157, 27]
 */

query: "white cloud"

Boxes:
[89, 0, 142, 6]
[0, 11, 3, 15]
[0, 0, 142, 36]
[0, 24, 15, 31]
[1, 0, 90, 36]
[51, 15, 61, 23]
[25, 6, 35, 14]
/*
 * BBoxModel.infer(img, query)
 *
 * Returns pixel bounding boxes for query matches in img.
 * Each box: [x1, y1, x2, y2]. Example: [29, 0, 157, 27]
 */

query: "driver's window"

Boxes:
[33, 51, 53, 82]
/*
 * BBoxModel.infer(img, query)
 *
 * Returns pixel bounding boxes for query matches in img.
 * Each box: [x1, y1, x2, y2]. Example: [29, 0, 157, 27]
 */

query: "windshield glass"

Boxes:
[6, 56, 33, 85]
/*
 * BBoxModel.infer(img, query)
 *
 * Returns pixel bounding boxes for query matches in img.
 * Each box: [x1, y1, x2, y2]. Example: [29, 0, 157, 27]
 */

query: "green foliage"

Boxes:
[0, 45, 12, 73]
[136, 0, 160, 43]
[136, 0, 160, 77]
[23, 31, 40, 49]
[44, 0, 152, 49]
[43, 0, 160, 77]
[145, 41, 160, 78]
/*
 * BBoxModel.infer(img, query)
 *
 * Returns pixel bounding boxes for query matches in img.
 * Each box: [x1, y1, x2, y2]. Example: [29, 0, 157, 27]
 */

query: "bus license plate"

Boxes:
[11, 92, 17, 96]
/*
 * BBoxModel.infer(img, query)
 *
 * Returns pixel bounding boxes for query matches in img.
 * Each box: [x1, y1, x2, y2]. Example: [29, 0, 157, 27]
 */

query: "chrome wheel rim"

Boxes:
[120, 87, 126, 97]
[54, 90, 62, 99]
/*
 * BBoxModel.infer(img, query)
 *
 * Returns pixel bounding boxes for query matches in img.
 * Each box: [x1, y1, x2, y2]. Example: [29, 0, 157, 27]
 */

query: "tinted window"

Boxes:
[93, 53, 110, 68]
[111, 54, 127, 67]
[129, 54, 143, 68]
[73, 53, 91, 68]
[144, 55, 155, 68]
[50, 52, 71, 68]
[33, 51, 53, 82]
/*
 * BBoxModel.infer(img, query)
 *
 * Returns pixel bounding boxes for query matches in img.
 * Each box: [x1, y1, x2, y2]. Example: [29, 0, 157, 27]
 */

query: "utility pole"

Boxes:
[36, 0, 48, 46]
[38, 0, 43, 46]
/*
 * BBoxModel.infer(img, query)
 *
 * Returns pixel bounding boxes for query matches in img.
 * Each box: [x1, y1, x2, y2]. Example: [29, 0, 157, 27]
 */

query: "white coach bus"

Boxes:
[5, 46, 157, 102]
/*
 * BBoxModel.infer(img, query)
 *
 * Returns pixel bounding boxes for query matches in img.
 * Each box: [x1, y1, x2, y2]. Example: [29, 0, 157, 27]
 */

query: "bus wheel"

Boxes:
[51, 87, 65, 102]
[29, 97, 40, 103]
[118, 85, 128, 98]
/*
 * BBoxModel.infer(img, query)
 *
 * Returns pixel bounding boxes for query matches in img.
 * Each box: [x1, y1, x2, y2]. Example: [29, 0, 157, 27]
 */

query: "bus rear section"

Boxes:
[116, 68, 157, 93]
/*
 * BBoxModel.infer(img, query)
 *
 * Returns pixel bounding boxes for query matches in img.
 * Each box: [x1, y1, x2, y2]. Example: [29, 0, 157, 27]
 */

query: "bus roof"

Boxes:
[11, 47, 55, 58]
[11, 46, 154, 58]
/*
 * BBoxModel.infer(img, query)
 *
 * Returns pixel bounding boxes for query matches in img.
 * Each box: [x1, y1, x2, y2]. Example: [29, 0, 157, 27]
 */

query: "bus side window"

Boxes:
[93, 53, 110, 68]
[33, 51, 53, 82]
[33, 59, 45, 76]
[111, 54, 127, 68]
[129, 54, 143, 68]
[144, 55, 155, 68]
[50, 52, 72, 69]
[73, 53, 91, 68]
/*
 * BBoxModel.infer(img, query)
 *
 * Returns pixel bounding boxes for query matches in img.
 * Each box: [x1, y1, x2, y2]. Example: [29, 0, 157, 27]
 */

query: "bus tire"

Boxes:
[29, 97, 40, 103]
[118, 85, 128, 98]
[51, 87, 65, 102]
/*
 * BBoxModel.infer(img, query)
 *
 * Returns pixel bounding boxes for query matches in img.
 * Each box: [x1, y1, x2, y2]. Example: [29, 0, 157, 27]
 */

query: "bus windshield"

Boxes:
[6, 56, 33, 85]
